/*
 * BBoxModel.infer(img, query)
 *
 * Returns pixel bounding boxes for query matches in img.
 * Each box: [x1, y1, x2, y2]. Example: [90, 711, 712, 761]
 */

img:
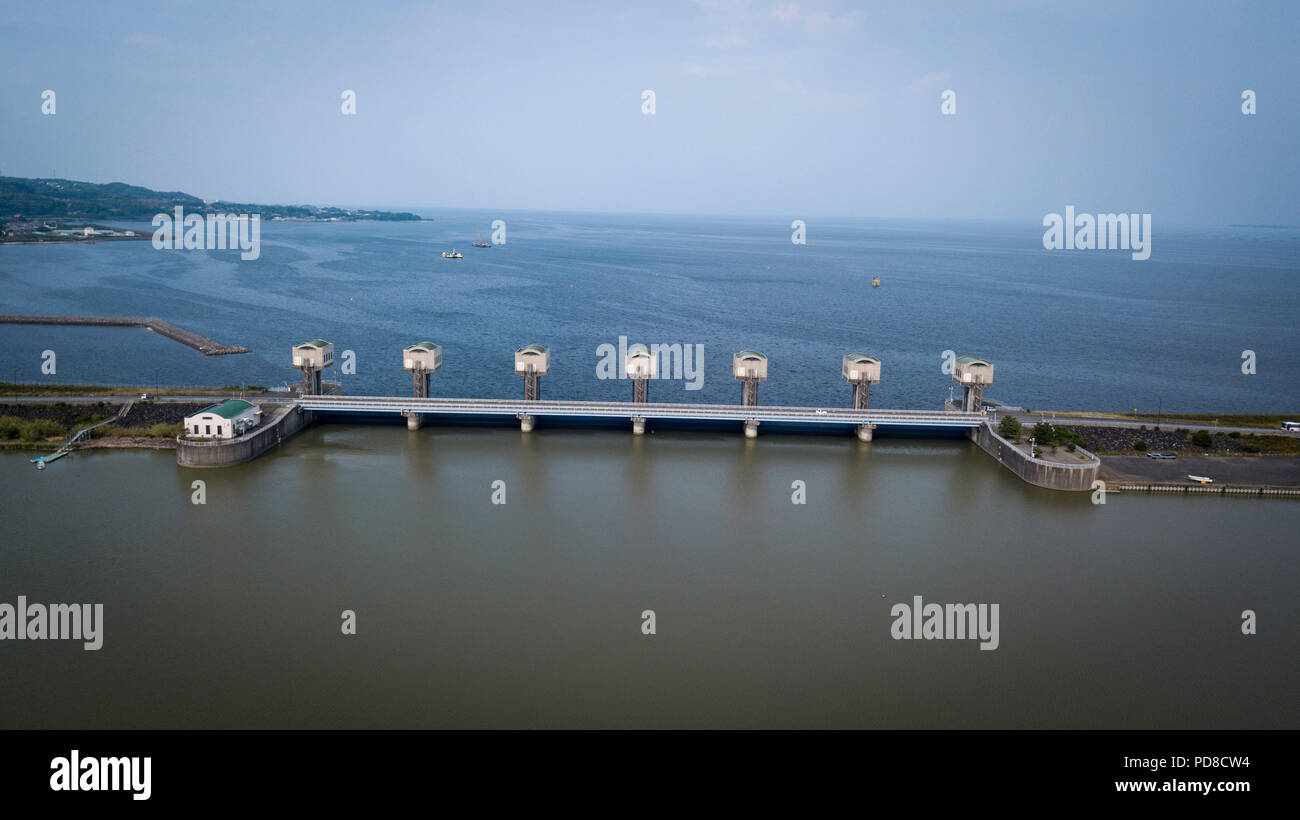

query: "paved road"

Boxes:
[998, 411, 1298, 437]
[4, 394, 1298, 436]
[1100, 455, 1300, 486]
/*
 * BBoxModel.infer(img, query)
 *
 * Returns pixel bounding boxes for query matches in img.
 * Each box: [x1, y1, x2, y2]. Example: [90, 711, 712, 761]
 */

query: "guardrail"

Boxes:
[294, 396, 986, 427]
[980, 422, 1101, 470]
[1107, 483, 1300, 497]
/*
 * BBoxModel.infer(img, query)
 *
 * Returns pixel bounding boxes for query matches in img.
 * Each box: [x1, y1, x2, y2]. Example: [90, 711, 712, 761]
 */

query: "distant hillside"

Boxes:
[0, 176, 421, 222]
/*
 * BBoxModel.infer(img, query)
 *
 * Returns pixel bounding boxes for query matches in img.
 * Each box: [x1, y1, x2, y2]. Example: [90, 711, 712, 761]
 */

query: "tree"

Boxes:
[1133, 439, 1148, 451]
[1191, 430, 1213, 447]
[999, 416, 1022, 438]
[1032, 421, 1057, 446]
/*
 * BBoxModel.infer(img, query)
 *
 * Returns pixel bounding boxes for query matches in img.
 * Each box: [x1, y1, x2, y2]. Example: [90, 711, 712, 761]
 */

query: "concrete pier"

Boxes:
[0, 314, 250, 355]
[856, 423, 875, 442]
[743, 420, 759, 439]
[519, 414, 535, 432]
[632, 417, 646, 435]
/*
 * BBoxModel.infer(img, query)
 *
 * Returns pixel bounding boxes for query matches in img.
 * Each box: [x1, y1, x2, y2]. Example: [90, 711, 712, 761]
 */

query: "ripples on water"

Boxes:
[0, 214, 1296, 412]
[0, 429, 1295, 728]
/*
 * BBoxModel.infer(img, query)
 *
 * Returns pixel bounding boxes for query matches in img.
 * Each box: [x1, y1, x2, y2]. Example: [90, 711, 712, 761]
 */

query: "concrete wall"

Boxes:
[970, 421, 1100, 492]
[176, 405, 314, 468]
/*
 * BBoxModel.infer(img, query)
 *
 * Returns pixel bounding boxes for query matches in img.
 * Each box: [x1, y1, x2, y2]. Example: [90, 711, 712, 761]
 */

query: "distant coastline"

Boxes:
[0, 175, 422, 244]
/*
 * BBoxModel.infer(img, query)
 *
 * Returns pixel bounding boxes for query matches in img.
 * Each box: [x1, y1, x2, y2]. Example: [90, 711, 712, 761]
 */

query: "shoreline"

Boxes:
[4, 391, 1297, 492]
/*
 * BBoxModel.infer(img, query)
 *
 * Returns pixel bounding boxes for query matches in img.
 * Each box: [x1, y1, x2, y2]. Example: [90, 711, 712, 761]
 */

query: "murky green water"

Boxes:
[0, 425, 1294, 728]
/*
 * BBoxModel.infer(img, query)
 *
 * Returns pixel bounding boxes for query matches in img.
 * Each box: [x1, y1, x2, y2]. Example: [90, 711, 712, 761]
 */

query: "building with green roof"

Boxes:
[183, 399, 262, 439]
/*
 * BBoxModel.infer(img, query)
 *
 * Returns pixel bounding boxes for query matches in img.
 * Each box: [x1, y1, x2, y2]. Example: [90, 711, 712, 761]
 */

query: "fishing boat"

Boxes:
[1187, 474, 1213, 484]
[472, 230, 490, 248]
[872, 277, 880, 287]
[441, 250, 463, 259]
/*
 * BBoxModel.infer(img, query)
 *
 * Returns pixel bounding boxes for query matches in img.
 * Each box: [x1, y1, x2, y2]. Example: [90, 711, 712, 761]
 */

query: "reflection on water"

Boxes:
[0, 425, 1294, 728]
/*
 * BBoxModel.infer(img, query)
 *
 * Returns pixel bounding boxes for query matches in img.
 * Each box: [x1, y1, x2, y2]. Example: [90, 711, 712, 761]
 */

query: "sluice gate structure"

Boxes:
[174, 340, 1100, 492]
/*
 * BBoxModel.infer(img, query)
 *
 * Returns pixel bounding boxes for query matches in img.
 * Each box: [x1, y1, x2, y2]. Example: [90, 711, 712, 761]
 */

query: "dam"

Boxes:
[171, 337, 1102, 491]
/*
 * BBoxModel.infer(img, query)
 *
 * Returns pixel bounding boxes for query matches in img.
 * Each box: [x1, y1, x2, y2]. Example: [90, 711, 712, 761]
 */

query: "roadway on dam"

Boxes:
[295, 394, 987, 429]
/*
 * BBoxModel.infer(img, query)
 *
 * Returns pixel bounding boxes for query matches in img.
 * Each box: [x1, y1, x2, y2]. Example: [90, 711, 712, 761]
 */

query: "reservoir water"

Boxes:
[0, 214, 1297, 412]
[1, 426, 1294, 728]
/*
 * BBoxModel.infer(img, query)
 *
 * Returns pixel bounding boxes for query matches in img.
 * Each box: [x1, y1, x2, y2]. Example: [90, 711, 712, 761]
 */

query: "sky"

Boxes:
[1, 0, 1297, 223]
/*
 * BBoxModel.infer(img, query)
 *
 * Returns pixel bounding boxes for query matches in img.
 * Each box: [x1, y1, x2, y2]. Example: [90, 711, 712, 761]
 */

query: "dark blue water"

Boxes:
[0, 213, 1295, 412]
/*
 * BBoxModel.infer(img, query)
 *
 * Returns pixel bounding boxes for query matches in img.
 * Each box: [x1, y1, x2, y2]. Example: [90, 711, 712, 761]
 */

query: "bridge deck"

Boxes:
[295, 396, 985, 427]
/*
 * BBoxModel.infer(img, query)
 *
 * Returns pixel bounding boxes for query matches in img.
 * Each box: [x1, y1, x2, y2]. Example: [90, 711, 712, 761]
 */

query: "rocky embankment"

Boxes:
[1068, 425, 1289, 454]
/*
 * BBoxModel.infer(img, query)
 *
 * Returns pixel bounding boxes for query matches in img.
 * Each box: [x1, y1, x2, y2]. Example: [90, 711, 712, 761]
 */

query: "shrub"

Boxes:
[1244, 443, 1261, 454]
[1191, 430, 1213, 447]
[19, 419, 64, 442]
[1133, 439, 1148, 451]
[0, 416, 25, 440]
[1032, 421, 1057, 446]
[1066, 442, 1076, 452]
[101, 425, 151, 438]
[999, 416, 1022, 438]
[1229, 431, 1240, 439]
[1140, 424, 1147, 430]
[1055, 427, 1086, 448]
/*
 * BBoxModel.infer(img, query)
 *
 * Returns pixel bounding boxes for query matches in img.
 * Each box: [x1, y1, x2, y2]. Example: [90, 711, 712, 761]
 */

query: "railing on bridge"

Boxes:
[294, 395, 986, 428]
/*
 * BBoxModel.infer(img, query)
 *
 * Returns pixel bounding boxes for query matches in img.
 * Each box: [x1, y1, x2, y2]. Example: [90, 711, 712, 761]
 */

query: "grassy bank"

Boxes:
[0, 412, 184, 450]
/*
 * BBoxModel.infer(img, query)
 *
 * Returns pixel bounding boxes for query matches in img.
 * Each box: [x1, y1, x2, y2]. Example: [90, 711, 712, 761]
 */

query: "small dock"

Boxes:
[32, 400, 132, 468]
[0, 315, 249, 355]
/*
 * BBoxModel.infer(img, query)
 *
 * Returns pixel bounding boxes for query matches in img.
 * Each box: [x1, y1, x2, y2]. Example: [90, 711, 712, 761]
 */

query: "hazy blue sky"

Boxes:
[2, 1, 1296, 223]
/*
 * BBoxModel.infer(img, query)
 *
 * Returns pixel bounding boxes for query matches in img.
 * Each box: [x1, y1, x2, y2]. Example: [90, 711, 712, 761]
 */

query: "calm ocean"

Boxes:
[0, 213, 1296, 412]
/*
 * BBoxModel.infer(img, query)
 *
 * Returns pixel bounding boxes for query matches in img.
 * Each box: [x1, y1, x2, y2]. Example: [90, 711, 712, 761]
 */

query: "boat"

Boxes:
[1187, 474, 1213, 484]
[872, 277, 880, 287]
[441, 250, 463, 259]
[472, 230, 490, 248]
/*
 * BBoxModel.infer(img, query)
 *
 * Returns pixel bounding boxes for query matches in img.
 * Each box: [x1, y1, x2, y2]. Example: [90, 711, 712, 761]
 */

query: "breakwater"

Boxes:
[0, 315, 249, 355]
